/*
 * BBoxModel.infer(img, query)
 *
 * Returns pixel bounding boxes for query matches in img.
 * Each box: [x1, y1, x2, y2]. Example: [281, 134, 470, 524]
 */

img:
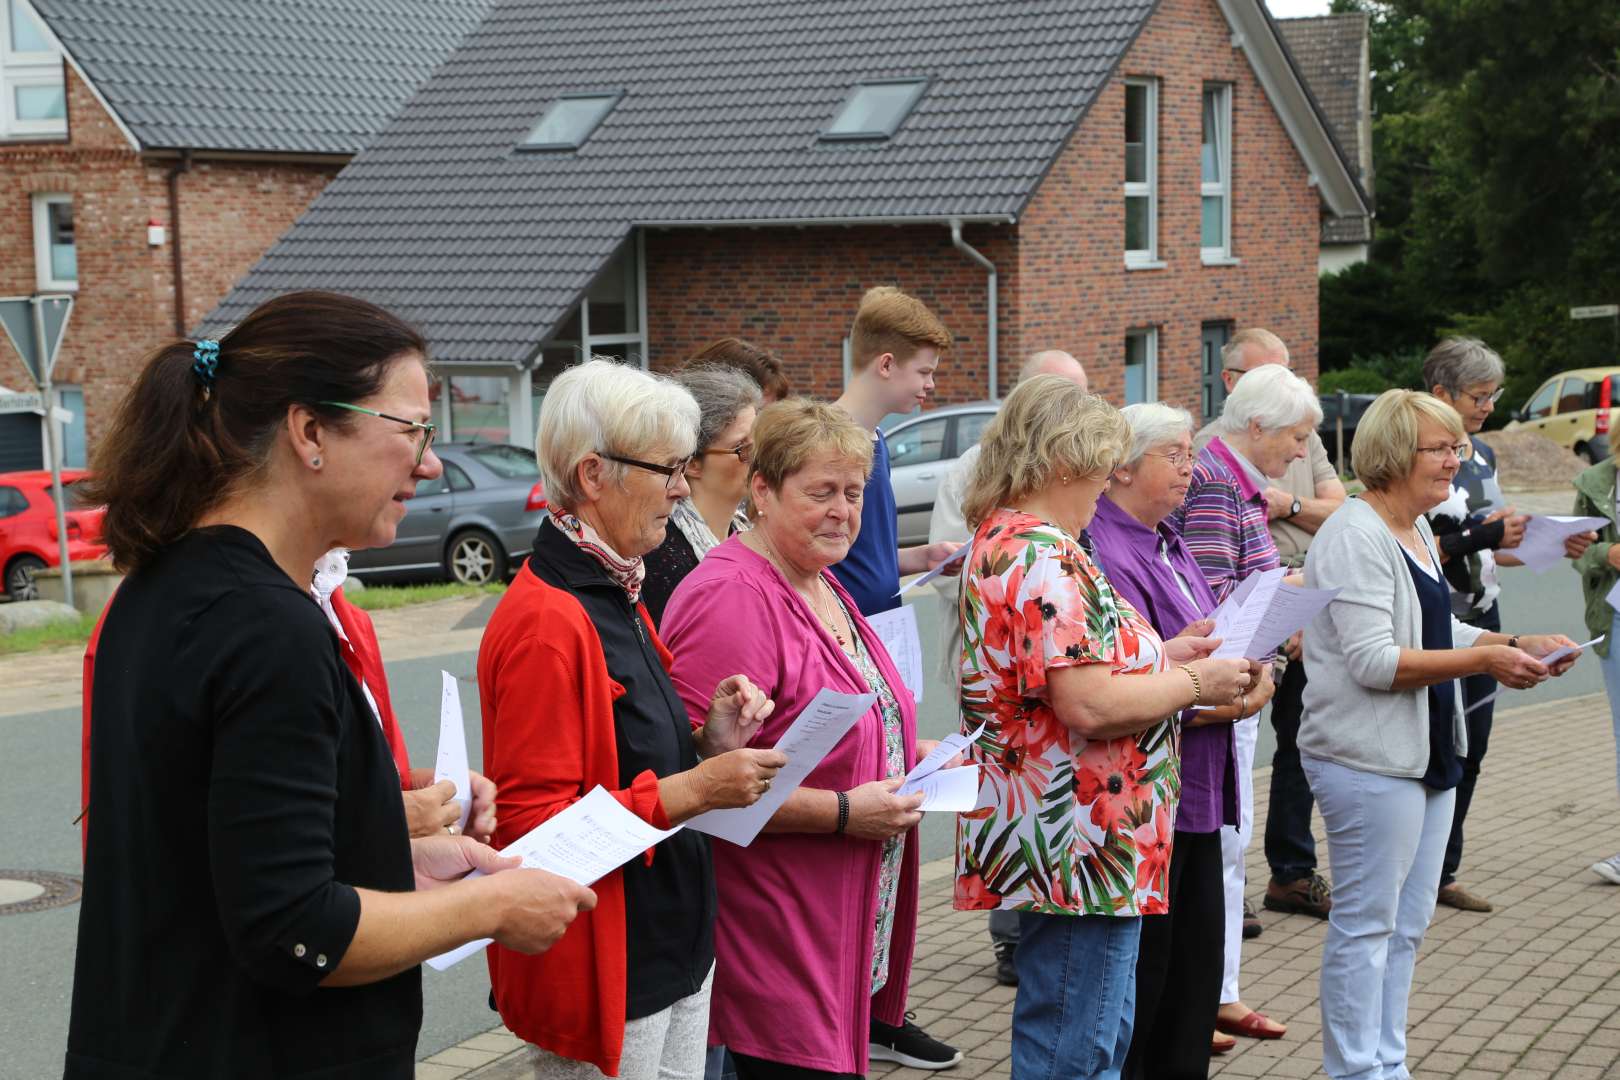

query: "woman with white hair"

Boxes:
[1173, 361, 1322, 1044]
[1092, 403, 1276, 1078]
[478, 359, 787, 1079]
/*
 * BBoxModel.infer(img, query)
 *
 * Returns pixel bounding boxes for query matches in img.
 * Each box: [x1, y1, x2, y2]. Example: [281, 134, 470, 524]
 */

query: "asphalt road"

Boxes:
[0, 556, 1607, 1076]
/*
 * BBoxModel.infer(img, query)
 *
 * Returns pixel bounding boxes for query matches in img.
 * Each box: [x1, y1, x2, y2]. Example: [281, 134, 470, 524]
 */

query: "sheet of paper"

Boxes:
[426, 786, 682, 971]
[899, 721, 986, 795]
[685, 688, 876, 848]
[867, 604, 924, 704]
[1514, 515, 1605, 574]
[895, 543, 970, 597]
[1608, 577, 1620, 614]
[1462, 634, 1605, 714]
[432, 670, 472, 834]
[1208, 568, 1283, 651]
[911, 764, 981, 811]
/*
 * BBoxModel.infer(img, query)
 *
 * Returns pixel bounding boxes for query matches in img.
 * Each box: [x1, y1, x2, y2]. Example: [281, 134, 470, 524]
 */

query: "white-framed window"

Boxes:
[1125, 328, 1158, 405]
[1123, 78, 1159, 266]
[2, 0, 65, 139]
[1201, 84, 1233, 261]
[32, 192, 75, 290]
[532, 231, 648, 414]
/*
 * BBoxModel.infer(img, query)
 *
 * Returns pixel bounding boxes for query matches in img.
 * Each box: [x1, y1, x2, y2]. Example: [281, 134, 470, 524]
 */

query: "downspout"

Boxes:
[167, 149, 192, 336]
[949, 219, 998, 400]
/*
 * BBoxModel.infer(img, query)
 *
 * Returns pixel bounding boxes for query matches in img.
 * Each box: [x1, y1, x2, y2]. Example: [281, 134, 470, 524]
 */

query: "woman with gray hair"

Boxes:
[1093, 403, 1277, 1077]
[1173, 361, 1322, 1044]
[643, 364, 763, 626]
[479, 358, 787, 1079]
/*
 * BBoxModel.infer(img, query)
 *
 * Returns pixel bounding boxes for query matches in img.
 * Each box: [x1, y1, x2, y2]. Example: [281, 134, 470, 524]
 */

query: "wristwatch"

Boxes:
[1285, 497, 1302, 520]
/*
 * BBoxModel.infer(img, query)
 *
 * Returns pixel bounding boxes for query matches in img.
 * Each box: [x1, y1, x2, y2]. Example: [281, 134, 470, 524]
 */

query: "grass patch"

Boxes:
[0, 611, 100, 655]
[345, 581, 506, 611]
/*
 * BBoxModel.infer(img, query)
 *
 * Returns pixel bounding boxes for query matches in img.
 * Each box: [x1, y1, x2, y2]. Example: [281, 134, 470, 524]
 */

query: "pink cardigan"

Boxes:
[660, 537, 920, 1075]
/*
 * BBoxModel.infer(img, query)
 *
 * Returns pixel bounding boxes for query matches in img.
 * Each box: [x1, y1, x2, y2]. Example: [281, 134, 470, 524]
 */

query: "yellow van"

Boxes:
[1505, 366, 1620, 462]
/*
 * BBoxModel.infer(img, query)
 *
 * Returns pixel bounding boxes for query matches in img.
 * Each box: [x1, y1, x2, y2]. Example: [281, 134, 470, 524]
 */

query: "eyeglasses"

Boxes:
[1457, 387, 1506, 408]
[1144, 449, 1194, 471]
[1415, 441, 1473, 462]
[319, 401, 437, 466]
[703, 441, 753, 466]
[604, 453, 693, 491]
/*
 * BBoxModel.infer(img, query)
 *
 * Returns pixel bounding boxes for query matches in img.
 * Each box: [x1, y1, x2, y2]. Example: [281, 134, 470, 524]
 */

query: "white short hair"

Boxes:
[1216, 363, 1323, 434]
[536, 358, 700, 511]
[1119, 402, 1194, 466]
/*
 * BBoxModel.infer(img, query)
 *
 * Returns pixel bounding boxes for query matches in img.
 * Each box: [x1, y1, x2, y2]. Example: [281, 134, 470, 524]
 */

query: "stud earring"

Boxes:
[311, 456, 322, 468]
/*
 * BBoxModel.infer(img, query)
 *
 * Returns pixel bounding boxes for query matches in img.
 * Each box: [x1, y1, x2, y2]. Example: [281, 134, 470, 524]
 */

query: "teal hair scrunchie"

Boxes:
[192, 339, 220, 388]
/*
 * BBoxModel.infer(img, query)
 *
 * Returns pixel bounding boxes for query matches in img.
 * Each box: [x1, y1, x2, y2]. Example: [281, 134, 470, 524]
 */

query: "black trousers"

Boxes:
[1124, 829, 1224, 1080]
[1443, 601, 1501, 886]
[1264, 656, 1320, 883]
[730, 1052, 858, 1080]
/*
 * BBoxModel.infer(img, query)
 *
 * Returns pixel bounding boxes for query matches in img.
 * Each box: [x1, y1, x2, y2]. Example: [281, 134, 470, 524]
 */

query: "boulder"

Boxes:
[0, 599, 81, 635]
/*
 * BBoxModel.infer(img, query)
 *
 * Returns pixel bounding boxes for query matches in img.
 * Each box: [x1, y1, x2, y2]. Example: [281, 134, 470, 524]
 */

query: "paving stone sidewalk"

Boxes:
[430, 691, 1620, 1079]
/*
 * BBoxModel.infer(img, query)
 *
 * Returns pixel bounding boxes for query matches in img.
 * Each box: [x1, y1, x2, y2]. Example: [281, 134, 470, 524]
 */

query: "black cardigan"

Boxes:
[67, 527, 418, 1079]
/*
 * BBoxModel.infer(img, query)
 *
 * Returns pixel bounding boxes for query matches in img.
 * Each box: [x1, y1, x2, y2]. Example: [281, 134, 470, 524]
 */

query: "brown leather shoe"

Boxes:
[1437, 882, 1493, 912]
[1264, 873, 1332, 918]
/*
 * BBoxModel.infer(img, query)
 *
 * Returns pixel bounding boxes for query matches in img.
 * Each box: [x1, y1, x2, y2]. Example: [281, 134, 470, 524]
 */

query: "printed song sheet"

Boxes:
[426, 786, 681, 971]
[908, 764, 982, 811]
[1514, 516, 1605, 574]
[685, 688, 875, 848]
[898, 722, 986, 796]
[433, 671, 472, 835]
[867, 604, 924, 704]
[896, 544, 970, 597]
[1463, 635, 1605, 714]
[1208, 571, 1339, 661]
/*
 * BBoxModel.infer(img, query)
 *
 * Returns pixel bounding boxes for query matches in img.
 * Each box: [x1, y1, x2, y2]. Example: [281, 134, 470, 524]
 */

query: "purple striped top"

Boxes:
[1171, 436, 1281, 603]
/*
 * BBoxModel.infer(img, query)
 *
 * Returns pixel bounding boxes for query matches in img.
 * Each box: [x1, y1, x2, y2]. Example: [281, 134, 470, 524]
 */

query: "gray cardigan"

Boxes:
[1299, 497, 1485, 778]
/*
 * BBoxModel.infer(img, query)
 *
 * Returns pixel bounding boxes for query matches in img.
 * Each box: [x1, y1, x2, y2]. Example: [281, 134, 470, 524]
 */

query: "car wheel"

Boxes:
[1577, 441, 1593, 464]
[5, 555, 46, 601]
[446, 529, 506, 586]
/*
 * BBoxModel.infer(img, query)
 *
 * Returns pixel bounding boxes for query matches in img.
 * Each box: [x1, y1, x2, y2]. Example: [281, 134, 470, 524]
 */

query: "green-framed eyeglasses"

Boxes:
[319, 401, 437, 466]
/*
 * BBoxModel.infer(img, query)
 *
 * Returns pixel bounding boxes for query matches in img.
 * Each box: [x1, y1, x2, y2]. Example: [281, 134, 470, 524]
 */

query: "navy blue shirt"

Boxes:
[832, 432, 901, 616]
[1404, 548, 1463, 791]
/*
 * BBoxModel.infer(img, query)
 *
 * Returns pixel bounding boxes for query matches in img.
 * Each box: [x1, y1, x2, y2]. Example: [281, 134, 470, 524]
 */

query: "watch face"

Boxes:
[1290, 498, 1302, 516]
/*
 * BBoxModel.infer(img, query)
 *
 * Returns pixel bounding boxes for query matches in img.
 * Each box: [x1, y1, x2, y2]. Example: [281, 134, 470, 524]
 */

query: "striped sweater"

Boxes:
[1171, 436, 1280, 603]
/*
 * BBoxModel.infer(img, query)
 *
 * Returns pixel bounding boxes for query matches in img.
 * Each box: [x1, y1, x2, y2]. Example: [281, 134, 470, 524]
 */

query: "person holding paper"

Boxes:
[1175, 362, 1322, 1043]
[68, 293, 597, 1080]
[663, 399, 962, 1076]
[1093, 403, 1276, 1076]
[954, 378, 1252, 1080]
[481, 360, 785, 1080]
[642, 364, 762, 627]
[1569, 448, 1620, 884]
[1300, 389, 1578, 1080]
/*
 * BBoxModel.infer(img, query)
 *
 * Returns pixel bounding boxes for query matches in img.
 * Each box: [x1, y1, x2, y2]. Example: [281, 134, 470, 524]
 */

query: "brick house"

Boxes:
[213, 0, 1370, 444]
[0, 0, 487, 470]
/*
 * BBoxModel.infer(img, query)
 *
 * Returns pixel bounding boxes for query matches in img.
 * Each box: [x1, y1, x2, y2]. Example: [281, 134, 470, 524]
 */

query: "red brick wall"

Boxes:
[0, 65, 341, 447]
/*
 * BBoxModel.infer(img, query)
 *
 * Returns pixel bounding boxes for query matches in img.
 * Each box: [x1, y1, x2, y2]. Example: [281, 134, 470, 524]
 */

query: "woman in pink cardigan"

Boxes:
[662, 399, 961, 1078]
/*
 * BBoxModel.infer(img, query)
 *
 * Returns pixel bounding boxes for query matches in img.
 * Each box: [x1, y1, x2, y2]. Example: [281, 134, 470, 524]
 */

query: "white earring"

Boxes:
[311, 456, 322, 468]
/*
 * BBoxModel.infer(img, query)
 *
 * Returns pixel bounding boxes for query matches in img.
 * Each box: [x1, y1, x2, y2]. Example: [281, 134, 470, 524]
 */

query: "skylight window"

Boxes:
[521, 92, 621, 150]
[821, 79, 928, 141]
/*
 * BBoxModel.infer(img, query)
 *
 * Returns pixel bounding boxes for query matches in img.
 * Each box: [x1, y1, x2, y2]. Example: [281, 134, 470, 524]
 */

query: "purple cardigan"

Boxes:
[659, 536, 920, 1075]
[1089, 496, 1238, 833]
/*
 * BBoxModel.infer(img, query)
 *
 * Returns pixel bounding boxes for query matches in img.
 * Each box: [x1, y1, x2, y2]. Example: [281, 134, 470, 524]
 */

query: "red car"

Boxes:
[0, 470, 107, 600]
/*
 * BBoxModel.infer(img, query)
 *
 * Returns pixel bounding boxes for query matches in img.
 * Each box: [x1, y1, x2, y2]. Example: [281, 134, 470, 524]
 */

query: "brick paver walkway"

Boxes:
[426, 692, 1620, 1080]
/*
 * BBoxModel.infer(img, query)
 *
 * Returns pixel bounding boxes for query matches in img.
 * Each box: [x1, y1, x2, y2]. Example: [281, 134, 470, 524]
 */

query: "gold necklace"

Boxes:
[1367, 492, 1424, 554]
[753, 532, 849, 648]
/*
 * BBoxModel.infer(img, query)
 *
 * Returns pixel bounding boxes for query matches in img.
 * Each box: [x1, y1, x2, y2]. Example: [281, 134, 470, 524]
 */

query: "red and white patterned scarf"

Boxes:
[547, 507, 645, 604]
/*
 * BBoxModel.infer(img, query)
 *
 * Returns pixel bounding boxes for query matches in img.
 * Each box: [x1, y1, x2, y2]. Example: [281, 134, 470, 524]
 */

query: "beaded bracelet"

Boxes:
[835, 790, 850, 835]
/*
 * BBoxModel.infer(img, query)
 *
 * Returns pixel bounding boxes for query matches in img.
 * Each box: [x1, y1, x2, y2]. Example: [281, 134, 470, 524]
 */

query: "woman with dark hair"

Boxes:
[68, 291, 596, 1080]
[685, 337, 791, 403]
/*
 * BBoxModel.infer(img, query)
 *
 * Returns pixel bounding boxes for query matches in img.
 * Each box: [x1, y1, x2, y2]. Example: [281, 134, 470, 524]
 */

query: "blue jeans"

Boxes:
[1601, 611, 1620, 802]
[1012, 912, 1141, 1080]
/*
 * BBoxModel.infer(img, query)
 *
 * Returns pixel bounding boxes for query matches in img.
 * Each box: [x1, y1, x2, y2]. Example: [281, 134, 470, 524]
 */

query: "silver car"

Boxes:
[347, 442, 547, 584]
[880, 401, 999, 546]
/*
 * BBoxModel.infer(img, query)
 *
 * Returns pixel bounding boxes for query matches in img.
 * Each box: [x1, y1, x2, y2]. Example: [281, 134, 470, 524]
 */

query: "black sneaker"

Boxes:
[870, 1013, 963, 1070]
[1242, 898, 1263, 939]
[993, 944, 1018, 987]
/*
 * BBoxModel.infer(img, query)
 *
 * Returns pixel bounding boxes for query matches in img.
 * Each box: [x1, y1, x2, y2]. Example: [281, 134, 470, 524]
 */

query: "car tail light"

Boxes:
[1600, 377, 1612, 437]
[66, 518, 82, 540]
[525, 481, 547, 512]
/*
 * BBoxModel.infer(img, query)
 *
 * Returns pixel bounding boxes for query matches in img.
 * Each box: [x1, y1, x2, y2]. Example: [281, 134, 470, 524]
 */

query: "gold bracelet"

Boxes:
[1179, 664, 1202, 705]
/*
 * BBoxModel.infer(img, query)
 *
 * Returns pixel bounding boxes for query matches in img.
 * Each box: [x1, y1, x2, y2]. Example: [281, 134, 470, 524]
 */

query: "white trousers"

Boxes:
[524, 965, 714, 1080]
[1302, 755, 1453, 1080]
[1219, 713, 1259, 1003]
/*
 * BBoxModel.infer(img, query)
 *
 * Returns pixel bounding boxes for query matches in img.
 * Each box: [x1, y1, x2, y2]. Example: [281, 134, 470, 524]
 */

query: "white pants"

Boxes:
[1302, 755, 1454, 1080]
[524, 966, 714, 1080]
[1219, 713, 1259, 1003]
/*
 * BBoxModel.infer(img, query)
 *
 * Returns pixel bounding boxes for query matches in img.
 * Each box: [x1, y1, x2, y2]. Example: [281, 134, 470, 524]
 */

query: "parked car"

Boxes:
[880, 402, 999, 547]
[1505, 367, 1620, 462]
[0, 469, 107, 600]
[1317, 391, 1379, 475]
[346, 442, 546, 585]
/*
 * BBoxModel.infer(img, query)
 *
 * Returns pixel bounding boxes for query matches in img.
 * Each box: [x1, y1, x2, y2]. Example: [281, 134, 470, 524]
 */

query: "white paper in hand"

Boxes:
[433, 671, 472, 834]
[426, 786, 681, 971]
[898, 721, 986, 795]
[866, 605, 924, 704]
[1606, 577, 1620, 615]
[909, 764, 981, 811]
[1463, 634, 1606, 714]
[1514, 515, 1606, 574]
[686, 688, 875, 848]
[896, 543, 970, 597]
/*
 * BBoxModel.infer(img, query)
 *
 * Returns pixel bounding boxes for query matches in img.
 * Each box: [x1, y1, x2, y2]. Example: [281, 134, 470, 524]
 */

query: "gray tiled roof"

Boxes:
[209, 0, 1158, 363]
[1277, 13, 1373, 248]
[29, 0, 491, 154]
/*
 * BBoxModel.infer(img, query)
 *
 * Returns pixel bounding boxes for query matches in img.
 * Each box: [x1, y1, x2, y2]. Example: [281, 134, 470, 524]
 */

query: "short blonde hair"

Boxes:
[747, 398, 873, 516]
[964, 376, 1129, 528]
[849, 286, 952, 369]
[1352, 389, 1466, 492]
[536, 358, 700, 512]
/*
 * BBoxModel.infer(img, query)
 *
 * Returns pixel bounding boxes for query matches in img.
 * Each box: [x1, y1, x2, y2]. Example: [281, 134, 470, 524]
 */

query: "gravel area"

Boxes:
[1476, 429, 1590, 491]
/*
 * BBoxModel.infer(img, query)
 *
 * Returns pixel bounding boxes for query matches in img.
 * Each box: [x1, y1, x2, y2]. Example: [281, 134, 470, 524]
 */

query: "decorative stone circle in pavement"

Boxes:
[0, 870, 82, 915]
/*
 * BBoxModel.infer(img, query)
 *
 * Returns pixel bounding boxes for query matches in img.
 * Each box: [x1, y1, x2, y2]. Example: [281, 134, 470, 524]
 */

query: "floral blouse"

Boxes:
[955, 509, 1179, 917]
